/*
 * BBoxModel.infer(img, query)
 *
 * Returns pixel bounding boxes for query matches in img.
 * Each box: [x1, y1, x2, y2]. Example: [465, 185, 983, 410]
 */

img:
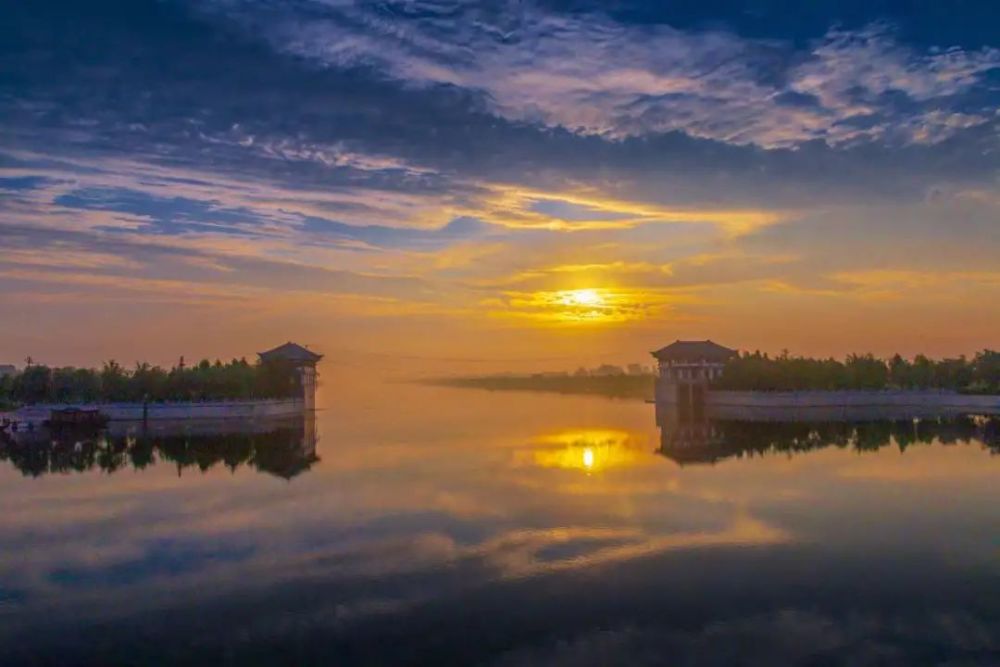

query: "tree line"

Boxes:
[0, 358, 302, 407]
[712, 350, 1000, 393]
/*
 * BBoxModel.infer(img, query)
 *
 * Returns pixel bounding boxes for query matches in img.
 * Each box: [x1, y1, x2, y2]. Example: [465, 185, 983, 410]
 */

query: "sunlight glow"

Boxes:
[558, 288, 604, 307]
[525, 429, 646, 473]
[495, 288, 659, 324]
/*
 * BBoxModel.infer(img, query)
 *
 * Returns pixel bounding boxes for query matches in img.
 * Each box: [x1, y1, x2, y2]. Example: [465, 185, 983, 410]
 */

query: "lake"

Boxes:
[1, 377, 998, 665]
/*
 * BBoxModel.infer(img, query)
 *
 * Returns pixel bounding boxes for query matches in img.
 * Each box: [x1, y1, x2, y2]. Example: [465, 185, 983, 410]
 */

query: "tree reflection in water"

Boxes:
[658, 415, 999, 465]
[0, 417, 318, 479]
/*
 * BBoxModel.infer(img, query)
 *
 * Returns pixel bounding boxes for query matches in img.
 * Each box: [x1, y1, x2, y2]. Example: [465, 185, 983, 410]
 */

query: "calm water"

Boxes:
[1, 377, 998, 666]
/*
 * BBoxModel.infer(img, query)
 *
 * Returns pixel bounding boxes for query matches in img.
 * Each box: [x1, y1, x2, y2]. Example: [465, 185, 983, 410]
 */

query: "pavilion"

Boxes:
[651, 340, 736, 414]
[258, 342, 323, 411]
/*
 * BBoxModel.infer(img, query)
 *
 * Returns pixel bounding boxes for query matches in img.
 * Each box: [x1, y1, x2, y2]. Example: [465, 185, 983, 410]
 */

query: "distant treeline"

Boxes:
[430, 349, 1000, 401]
[432, 374, 655, 400]
[0, 358, 301, 407]
[714, 350, 1000, 393]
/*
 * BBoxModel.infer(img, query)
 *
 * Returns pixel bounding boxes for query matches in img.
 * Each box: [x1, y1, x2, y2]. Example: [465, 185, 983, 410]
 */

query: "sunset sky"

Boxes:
[3, 1, 998, 370]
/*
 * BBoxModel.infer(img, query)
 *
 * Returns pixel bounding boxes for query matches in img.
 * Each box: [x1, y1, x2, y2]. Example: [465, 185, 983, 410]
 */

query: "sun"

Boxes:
[559, 289, 604, 307]
[511, 287, 649, 324]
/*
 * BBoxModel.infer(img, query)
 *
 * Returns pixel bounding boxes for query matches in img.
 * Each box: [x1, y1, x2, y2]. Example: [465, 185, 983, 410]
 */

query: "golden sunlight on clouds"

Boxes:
[488, 287, 683, 324]
[476, 185, 787, 235]
[557, 288, 604, 308]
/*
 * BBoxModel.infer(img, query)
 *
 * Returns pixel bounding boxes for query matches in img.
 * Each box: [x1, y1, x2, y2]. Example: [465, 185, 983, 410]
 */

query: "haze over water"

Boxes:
[2, 372, 998, 665]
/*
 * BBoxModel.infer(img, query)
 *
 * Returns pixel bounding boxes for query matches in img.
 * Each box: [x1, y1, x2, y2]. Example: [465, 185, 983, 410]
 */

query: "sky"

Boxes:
[2, 0, 998, 371]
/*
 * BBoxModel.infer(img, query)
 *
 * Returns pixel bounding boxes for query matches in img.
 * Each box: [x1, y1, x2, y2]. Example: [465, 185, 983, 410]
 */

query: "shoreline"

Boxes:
[3, 398, 307, 428]
[428, 378, 1000, 416]
[706, 389, 999, 412]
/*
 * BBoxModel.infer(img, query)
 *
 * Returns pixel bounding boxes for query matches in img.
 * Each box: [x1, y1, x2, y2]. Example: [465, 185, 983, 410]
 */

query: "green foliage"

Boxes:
[0, 358, 301, 406]
[714, 350, 1000, 393]
[0, 374, 14, 410]
[12, 365, 53, 404]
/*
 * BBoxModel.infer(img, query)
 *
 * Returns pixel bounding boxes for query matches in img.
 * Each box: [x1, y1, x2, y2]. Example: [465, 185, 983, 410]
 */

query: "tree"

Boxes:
[100, 361, 129, 402]
[13, 365, 52, 403]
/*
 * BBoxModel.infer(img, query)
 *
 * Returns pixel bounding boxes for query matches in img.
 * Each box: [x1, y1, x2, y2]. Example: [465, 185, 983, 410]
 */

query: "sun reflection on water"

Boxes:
[524, 429, 645, 473]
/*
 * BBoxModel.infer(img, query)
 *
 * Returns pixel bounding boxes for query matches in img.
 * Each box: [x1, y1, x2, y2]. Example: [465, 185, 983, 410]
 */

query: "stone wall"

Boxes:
[12, 398, 306, 426]
[704, 390, 1000, 420]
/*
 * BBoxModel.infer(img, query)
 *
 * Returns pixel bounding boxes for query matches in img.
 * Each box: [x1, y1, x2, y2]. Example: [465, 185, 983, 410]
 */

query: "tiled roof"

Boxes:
[258, 342, 323, 363]
[651, 340, 736, 362]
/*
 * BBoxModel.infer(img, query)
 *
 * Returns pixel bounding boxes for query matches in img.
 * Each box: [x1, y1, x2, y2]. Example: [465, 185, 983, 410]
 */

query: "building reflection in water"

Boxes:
[0, 413, 319, 479]
[655, 402, 999, 466]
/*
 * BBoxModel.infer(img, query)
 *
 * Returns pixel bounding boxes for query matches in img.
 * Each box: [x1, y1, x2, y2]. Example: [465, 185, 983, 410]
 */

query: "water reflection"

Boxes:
[658, 413, 999, 465]
[525, 429, 643, 473]
[1, 381, 999, 666]
[0, 416, 319, 479]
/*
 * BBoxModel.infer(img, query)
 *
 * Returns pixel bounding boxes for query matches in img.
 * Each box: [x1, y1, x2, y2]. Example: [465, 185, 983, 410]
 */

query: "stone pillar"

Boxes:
[298, 365, 317, 412]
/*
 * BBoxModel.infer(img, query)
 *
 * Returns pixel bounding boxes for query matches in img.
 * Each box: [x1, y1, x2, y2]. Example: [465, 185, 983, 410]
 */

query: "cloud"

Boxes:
[219, 2, 1000, 148]
[1, 0, 998, 358]
[487, 288, 698, 325]
[50, 185, 493, 249]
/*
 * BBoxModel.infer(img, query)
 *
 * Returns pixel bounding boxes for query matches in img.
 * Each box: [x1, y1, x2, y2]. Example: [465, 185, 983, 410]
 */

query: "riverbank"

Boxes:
[428, 375, 1000, 411]
[708, 389, 1000, 410]
[702, 390, 1000, 420]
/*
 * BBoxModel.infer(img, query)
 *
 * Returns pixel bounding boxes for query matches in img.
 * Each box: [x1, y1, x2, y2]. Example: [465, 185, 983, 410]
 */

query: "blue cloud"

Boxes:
[55, 187, 274, 237]
[302, 215, 491, 250]
[529, 200, 634, 222]
[51, 186, 492, 249]
[0, 0, 993, 230]
[1, 0, 997, 278]
[0, 176, 59, 191]
[48, 538, 256, 588]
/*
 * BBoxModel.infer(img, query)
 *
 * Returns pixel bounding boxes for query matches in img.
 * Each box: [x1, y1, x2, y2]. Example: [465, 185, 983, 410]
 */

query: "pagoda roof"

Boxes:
[258, 342, 323, 364]
[651, 340, 736, 363]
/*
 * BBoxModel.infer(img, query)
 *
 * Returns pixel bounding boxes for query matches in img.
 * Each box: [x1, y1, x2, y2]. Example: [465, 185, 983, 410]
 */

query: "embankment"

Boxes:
[8, 398, 305, 427]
